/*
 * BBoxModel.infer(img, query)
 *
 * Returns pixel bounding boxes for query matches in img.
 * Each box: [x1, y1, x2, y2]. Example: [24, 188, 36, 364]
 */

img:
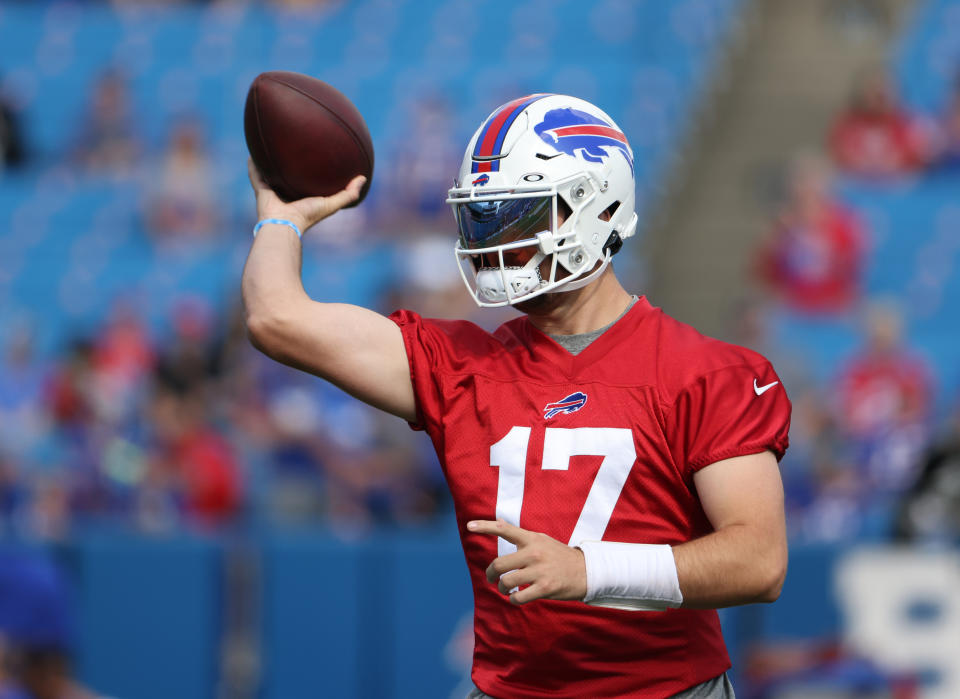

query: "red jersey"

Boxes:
[390, 297, 791, 698]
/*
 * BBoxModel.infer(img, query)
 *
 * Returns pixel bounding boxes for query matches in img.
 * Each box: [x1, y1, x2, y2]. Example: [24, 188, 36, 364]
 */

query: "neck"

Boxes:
[520, 267, 633, 335]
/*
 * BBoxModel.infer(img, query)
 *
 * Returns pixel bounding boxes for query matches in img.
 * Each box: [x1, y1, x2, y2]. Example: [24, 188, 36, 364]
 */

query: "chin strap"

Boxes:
[553, 250, 612, 294]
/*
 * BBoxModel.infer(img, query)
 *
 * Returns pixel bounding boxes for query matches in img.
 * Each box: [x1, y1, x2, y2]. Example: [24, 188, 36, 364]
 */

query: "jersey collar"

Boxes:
[519, 295, 655, 377]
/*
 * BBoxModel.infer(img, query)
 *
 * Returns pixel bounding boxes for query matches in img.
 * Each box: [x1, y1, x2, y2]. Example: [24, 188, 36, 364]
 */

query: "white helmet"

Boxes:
[446, 94, 638, 307]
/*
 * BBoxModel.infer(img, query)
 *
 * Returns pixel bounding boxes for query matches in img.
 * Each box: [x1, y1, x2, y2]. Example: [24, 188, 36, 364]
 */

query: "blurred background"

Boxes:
[0, 0, 958, 697]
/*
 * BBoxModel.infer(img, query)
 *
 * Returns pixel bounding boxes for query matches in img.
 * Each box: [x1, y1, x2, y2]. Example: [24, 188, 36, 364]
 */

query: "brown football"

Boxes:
[244, 71, 373, 205]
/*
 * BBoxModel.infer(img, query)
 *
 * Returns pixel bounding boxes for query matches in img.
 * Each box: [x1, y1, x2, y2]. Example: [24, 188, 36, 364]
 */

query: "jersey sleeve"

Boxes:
[388, 309, 446, 433]
[663, 361, 791, 477]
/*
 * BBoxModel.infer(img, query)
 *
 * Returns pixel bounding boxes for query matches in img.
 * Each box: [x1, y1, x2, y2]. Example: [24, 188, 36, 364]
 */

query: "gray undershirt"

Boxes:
[546, 295, 638, 355]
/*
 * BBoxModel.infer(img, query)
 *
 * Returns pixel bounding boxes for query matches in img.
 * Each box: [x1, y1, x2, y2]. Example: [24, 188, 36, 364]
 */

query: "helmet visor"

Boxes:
[455, 196, 552, 250]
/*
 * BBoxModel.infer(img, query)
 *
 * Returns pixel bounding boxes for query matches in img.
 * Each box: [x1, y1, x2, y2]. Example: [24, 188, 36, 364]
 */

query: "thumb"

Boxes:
[332, 175, 367, 208]
[334, 175, 367, 208]
[299, 175, 367, 222]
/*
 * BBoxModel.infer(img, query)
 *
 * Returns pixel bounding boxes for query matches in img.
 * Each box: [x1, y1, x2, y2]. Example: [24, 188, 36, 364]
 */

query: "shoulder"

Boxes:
[388, 309, 525, 365]
[649, 306, 775, 405]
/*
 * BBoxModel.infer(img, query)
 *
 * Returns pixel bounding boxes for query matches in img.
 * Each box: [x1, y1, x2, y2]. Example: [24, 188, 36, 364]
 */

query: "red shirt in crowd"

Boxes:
[829, 109, 925, 177]
[756, 203, 866, 313]
[173, 428, 242, 524]
[837, 351, 931, 437]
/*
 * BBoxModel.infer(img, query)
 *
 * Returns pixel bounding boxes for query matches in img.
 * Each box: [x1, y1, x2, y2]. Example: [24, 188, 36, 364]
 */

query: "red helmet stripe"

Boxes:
[548, 124, 627, 143]
[470, 94, 552, 175]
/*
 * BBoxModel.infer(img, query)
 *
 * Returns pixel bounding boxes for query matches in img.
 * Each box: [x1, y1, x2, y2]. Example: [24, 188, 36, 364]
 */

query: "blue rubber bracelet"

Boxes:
[253, 218, 302, 238]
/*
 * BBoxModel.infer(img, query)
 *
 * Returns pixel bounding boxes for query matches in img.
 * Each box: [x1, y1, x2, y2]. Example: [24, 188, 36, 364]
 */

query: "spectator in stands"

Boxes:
[71, 70, 140, 176]
[0, 324, 48, 463]
[929, 71, 960, 172]
[93, 303, 154, 380]
[44, 341, 95, 434]
[145, 118, 218, 243]
[155, 297, 219, 396]
[893, 398, 960, 543]
[91, 301, 154, 425]
[318, 396, 446, 527]
[146, 298, 241, 528]
[148, 387, 241, 528]
[0, 75, 26, 172]
[786, 393, 864, 543]
[835, 301, 931, 494]
[0, 453, 22, 535]
[829, 67, 927, 177]
[754, 153, 867, 313]
[0, 551, 95, 699]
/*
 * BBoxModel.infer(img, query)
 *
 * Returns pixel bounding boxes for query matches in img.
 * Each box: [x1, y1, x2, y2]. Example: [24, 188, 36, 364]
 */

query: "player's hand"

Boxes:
[468, 519, 587, 605]
[247, 158, 366, 235]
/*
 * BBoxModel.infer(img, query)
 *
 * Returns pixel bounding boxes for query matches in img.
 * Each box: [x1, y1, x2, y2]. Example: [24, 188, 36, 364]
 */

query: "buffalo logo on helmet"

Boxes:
[543, 391, 588, 419]
[534, 108, 633, 175]
[472, 173, 490, 186]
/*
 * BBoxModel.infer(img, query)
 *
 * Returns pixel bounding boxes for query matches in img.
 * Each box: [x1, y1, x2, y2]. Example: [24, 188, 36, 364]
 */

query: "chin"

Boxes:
[514, 291, 564, 315]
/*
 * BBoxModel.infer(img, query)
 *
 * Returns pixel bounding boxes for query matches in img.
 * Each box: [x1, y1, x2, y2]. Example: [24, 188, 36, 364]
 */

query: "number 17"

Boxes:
[490, 426, 637, 557]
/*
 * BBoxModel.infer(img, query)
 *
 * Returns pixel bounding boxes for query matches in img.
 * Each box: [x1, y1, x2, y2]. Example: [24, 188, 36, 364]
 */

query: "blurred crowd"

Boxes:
[2, 39, 960, 552]
[0, 68, 478, 544]
[0, 293, 456, 539]
[750, 65, 960, 546]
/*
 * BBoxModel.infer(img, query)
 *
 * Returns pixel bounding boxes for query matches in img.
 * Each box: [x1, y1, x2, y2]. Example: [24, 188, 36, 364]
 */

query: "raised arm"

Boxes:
[242, 160, 416, 422]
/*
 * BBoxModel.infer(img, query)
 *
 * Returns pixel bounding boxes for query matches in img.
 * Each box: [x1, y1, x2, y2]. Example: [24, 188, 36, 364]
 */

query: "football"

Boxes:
[244, 71, 373, 204]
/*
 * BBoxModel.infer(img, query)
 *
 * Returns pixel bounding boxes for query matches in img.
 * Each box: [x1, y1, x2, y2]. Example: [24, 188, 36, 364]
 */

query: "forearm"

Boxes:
[242, 161, 364, 330]
[241, 222, 309, 327]
[672, 523, 787, 608]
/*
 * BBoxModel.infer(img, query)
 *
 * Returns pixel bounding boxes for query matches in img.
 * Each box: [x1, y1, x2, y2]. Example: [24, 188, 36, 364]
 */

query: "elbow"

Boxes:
[245, 311, 287, 359]
[756, 552, 788, 604]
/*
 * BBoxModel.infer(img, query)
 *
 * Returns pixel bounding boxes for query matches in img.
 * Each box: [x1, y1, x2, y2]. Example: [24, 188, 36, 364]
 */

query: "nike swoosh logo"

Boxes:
[535, 153, 563, 160]
[754, 379, 779, 396]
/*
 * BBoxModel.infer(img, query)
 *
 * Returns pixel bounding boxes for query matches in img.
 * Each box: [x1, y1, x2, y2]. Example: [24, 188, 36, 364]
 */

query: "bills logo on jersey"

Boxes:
[472, 173, 490, 186]
[543, 392, 588, 419]
[534, 108, 633, 175]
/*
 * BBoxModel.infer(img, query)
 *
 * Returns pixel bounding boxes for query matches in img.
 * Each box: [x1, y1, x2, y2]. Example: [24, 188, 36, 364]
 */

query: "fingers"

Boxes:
[467, 519, 532, 546]
[325, 175, 367, 210]
[498, 568, 535, 595]
[249, 161, 367, 232]
[346, 174, 366, 198]
[473, 522, 586, 605]
[291, 175, 367, 225]
[510, 584, 547, 606]
[485, 549, 533, 583]
[248, 159, 365, 210]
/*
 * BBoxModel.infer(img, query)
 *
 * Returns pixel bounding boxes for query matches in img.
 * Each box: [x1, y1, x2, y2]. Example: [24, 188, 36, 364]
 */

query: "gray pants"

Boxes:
[468, 672, 735, 699]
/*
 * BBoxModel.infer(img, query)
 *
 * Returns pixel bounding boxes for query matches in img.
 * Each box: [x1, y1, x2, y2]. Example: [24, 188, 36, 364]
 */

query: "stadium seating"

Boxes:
[0, 0, 745, 355]
[768, 0, 960, 416]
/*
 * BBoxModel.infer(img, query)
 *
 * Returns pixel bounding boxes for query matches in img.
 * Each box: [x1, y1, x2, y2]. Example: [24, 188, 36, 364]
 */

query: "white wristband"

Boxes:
[579, 541, 683, 611]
